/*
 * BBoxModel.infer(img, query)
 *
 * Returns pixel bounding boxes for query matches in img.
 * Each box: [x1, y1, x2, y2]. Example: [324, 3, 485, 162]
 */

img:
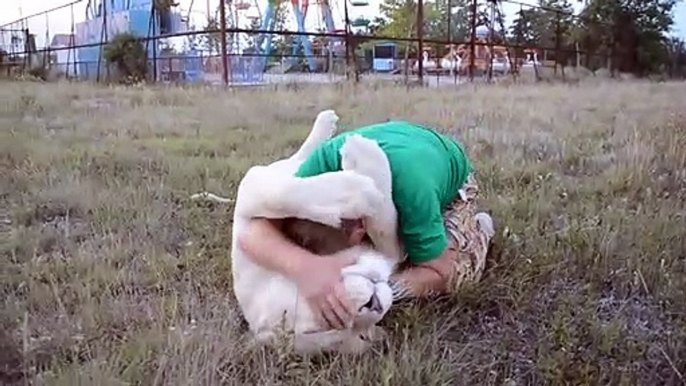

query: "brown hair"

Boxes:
[281, 218, 366, 255]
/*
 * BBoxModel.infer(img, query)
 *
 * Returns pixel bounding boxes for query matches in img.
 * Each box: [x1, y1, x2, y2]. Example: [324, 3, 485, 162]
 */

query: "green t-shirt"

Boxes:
[294, 120, 472, 263]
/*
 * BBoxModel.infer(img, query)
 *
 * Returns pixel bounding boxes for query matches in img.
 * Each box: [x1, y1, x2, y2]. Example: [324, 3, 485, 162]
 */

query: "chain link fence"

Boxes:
[2, 0, 681, 87]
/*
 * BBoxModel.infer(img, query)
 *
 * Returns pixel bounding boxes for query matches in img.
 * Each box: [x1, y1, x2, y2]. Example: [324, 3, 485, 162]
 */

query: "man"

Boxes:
[238, 120, 495, 330]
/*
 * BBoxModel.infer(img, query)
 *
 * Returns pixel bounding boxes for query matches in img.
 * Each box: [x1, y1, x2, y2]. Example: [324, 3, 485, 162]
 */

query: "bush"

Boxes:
[103, 32, 148, 83]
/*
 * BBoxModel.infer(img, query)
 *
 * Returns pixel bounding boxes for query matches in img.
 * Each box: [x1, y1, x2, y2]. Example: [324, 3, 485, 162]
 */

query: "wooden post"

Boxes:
[344, 0, 351, 81]
[469, 0, 476, 81]
[219, 0, 229, 86]
[554, 10, 560, 77]
[447, 0, 452, 43]
[448, 0, 456, 83]
[152, 6, 158, 82]
[417, 0, 424, 85]
[104, 0, 109, 81]
[487, 0, 494, 82]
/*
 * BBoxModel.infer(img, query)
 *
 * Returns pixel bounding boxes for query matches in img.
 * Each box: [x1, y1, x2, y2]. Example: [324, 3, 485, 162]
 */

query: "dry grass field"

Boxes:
[1, 79, 685, 385]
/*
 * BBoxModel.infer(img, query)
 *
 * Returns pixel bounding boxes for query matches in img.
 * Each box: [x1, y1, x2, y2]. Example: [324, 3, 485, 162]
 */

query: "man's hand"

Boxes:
[295, 255, 358, 330]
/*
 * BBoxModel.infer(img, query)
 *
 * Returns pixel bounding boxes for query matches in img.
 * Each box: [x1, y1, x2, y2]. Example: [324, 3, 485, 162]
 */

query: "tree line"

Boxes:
[367, 0, 685, 77]
[195, 0, 684, 77]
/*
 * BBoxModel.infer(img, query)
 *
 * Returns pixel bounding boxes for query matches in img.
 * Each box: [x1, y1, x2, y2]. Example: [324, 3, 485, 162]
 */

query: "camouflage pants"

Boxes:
[442, 173, 494, 293]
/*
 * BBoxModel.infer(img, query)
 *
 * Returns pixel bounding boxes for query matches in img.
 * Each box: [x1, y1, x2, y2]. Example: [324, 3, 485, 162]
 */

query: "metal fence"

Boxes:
[0, 0, 627, 88]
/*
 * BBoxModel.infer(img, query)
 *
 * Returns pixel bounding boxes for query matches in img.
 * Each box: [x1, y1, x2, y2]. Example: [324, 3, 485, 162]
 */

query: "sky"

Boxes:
[1, 0, 685, 49]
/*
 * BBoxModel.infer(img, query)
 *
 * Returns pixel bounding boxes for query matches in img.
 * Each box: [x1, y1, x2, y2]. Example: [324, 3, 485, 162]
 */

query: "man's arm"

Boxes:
[389, 248, 456, 299]
[237, 217, 358, 330]
[237, 218, 313, 280]
[387, 169, 456, 299]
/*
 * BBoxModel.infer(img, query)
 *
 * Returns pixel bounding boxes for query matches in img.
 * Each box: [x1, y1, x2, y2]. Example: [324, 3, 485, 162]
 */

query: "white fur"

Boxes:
[230, 110, 403, 355]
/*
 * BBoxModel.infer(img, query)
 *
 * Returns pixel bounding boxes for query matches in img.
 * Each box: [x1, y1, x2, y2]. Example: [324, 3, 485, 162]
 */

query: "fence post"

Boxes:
[447, 0, 452, 47]
[344, 0, 351, 81]
[417, 0, 424, 85]
[514, 5, 522, 80]
[104, 0, 109, 81]
[152, 7, 158, 83]
[554, 10, 560, 77]
[469, 0, 477, 82]
[96, 0, 106, 83]
[487, 0, 494, 82]
[219, 0, 229, 87]
[24, 28, 32, 70]
[448, 0, 457, 83]
[609, 29, 616, 78]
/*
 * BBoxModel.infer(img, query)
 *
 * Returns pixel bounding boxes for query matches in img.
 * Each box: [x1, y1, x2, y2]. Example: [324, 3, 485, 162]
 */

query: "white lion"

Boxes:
[229, 110, 403, 355]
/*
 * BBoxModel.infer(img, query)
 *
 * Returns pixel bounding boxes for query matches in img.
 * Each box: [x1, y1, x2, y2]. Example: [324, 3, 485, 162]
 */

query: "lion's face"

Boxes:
[341, 251, 394, 328]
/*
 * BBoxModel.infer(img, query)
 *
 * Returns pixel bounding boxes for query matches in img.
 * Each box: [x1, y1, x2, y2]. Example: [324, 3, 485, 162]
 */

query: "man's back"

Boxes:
[295, 120, 472, 263]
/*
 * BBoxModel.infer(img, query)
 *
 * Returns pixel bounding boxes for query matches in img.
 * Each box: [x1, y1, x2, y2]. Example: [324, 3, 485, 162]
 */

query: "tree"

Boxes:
[242, 16, 263, 54]
[103, 32, 148, 83]
[154, 0, 179, 11]
[509, 0, 574, 62]
[376, 0, 487, 42]
[510, 6, 544, 47]
[665, 37, 686, 77]
[419, 0, 446, 41]
[378, 0, 418, 40]
[154, 0, 179, 35]
[269, 2, 292, 60]
[367, 16, 388, 35]
[202, 17, 222, 55]
[574, 0, 680, 75]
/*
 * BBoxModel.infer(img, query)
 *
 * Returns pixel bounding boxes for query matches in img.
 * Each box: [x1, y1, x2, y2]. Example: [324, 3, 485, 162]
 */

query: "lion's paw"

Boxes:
[313, 109, 339, 139]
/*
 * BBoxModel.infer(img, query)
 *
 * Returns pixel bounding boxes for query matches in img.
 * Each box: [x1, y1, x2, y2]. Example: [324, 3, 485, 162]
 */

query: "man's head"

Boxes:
[281, 218, 368, 255]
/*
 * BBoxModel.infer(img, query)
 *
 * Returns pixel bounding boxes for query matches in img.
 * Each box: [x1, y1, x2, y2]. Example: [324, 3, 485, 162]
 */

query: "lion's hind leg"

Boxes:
[291, 110, 339, 161]
[236, 166, 384, 229]
[339, 134, 402, 261]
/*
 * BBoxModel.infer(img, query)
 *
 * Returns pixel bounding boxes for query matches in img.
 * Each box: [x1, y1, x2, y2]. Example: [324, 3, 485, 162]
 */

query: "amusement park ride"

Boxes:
[413, 25, 515, 76]
[66, 0, 368, 83]
[414, 33, 542, 77]
[410, 1, 542, 78]
[236, 0, 368, 73]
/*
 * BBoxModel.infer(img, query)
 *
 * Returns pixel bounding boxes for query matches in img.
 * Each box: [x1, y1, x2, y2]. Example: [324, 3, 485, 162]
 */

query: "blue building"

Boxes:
[75, 0, 202, 81]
